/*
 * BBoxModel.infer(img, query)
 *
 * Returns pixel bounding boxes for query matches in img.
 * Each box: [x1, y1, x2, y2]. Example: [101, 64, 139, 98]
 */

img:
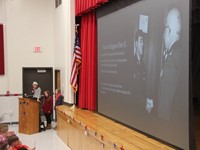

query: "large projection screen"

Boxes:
[97, 0, 190, 149]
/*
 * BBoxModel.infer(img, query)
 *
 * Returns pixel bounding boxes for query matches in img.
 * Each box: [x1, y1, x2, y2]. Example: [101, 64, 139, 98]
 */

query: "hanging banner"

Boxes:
[0, 24, 4, 75]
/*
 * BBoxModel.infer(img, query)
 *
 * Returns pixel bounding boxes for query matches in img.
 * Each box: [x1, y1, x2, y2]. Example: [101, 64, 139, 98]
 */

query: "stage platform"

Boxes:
[56, 105, 175, 150]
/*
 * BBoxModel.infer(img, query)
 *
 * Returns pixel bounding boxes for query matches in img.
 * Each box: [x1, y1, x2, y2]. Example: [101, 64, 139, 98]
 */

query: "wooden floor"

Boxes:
[194, 100, 200, 150]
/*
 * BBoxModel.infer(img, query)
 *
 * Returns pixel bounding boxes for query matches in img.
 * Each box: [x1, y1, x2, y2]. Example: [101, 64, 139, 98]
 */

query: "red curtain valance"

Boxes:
[75, 0, 108, 16]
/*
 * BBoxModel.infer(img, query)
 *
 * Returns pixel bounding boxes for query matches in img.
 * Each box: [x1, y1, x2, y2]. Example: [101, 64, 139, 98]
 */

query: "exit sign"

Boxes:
[34, 46, 42, 53]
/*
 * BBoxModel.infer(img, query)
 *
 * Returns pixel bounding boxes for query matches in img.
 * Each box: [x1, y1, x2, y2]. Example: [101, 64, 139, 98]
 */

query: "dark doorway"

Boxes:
[55, 70, 61, 90]
[22, 68, 53, 117]
[23, 67, 53, 96]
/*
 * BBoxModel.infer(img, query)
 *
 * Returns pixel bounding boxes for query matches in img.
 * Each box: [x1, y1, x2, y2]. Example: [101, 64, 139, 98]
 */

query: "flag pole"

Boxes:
[71, 92, 76, 111]
[71, 24, 80, 111]
[75, 24, 79, 32]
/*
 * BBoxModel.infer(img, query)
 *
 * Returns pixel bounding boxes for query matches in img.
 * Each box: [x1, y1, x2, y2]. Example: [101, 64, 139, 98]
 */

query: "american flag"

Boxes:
[70, 30, 81, 92]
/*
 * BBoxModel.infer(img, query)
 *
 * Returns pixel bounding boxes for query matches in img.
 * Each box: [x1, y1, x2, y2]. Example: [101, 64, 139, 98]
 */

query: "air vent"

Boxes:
[37, 69, 46, 73]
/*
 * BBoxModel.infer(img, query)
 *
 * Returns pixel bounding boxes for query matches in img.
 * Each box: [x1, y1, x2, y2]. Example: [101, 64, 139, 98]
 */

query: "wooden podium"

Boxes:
[19, 98, 39, 134]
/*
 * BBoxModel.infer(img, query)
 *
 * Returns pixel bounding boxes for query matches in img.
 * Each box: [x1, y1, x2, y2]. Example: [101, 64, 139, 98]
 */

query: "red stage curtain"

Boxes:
[78, 11, 97, 111]
[0, 24, 4, 75]
[75, 0, 108, 16]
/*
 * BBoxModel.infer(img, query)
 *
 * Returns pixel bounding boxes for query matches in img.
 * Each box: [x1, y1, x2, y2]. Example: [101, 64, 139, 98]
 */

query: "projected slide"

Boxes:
[97, 0, 189, 149]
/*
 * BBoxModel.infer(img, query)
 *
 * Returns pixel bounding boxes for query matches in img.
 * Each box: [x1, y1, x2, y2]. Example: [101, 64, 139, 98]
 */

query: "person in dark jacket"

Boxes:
[157, 8, 182, 120]
[42, 90, 53, 129]
[54, 89, 64, 130]
[55, 89, 64, 108]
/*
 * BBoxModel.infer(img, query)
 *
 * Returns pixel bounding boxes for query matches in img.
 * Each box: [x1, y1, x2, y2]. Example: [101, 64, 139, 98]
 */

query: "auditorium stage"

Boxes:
[56, 106, 175, 150]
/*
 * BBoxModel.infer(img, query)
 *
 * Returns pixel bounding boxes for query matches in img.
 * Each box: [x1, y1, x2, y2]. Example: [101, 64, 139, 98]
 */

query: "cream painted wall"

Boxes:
[0, 0, 55, 94]
[0, 0, 75, 122]
[0, 0, 7, 94]
[0, 0, 5, 23]
[54, 0, 75, 104]
[0, 96, 19, 123]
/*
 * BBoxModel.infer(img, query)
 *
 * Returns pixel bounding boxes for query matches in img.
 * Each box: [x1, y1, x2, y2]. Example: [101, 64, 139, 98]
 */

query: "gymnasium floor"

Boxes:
[9, 124, 71, 150]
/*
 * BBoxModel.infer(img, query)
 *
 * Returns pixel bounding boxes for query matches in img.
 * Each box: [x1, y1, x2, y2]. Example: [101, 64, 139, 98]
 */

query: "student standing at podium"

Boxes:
[32, 81, 41, 102]
[42, 90, 53, 129]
